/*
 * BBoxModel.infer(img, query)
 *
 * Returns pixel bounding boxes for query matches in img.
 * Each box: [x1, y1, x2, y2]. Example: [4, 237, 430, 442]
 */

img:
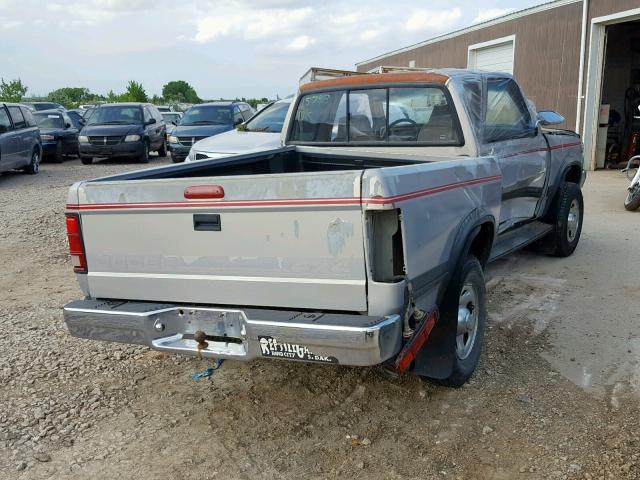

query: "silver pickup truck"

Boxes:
[63, 70, 584, 386]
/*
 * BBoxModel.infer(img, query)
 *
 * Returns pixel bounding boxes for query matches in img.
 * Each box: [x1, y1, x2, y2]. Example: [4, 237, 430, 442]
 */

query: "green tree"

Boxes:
[0, 78, 28, 102]
[119, 81, 148, 102]
[162, 80, 200, 104]
[47, 87, 91, 109]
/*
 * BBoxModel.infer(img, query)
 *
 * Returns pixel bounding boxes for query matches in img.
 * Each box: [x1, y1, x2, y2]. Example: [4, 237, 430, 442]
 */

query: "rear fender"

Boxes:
[411, 208, 494, 379]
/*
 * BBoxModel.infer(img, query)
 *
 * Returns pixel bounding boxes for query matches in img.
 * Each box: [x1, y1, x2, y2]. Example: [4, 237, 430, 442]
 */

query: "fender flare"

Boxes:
[411, 208, 495, 379]
[542, 161, 583, 219]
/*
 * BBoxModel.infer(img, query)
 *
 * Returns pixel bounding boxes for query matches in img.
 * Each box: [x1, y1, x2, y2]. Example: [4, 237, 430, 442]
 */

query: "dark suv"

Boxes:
[0, 103, 42, 175]
[168, 101, 254, 162]
[78, 103, 167, 164]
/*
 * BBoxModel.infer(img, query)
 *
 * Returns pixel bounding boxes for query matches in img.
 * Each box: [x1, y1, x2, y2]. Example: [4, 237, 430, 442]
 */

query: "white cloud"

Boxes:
[331, 13, 358, 25]
[406, 8, 462, 33]
[0, 18, 22, 29]
[360, 30, 380, 41]
[473, 8, 514, 23]
[286, 35, 315, 51]
[194, 7, 313, 43]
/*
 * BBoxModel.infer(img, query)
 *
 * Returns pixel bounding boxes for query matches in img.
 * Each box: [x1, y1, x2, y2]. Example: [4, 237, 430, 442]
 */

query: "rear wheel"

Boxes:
[53, 140, 64, 163]
[157, 140, 167, 157]
[23, 149, 40, 175]
[139, 141, 150, 163]
[624, 182, 640, 211]
[80, 157, 93, 165]
[433, 255, 486, 387]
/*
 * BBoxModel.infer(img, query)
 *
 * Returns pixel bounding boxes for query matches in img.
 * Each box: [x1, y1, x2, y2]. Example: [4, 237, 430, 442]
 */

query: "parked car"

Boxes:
[63, 71, 585, 387]
[78, 103, 167, 164]
[0, 103, 41, 174]
[66, 109, 87, 129]
[33, 110, 80, 162]
[156, 105, 172, 113]
[186, 98, 291, 162]
[161, 111, 182, 140]
[168, 101, 255, 162]
[23, 102, 66, 112]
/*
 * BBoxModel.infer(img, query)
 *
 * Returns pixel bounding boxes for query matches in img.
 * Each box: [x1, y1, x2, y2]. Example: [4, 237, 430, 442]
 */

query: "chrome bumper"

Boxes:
[63, 299, 403, 367]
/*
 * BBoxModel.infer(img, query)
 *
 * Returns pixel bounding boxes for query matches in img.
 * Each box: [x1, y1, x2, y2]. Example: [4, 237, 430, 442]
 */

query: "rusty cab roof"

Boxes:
[299, 71, 450, 93]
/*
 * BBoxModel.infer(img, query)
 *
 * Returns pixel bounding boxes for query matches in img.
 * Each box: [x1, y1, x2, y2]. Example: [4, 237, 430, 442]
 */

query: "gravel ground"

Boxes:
[0, 157, 638, 480]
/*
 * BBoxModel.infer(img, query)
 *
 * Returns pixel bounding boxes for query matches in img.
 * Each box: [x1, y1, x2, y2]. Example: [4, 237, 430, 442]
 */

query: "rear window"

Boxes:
[289, 86, 462, 145]
[34, 113, 64, 128]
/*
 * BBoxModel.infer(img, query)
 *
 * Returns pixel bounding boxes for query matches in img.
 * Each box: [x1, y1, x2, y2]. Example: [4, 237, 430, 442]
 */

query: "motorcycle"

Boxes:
[623, 155, 640, 211]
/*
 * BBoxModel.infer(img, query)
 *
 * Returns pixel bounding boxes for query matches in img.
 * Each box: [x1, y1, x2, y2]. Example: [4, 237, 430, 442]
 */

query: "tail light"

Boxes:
[65, 214, 87, 274]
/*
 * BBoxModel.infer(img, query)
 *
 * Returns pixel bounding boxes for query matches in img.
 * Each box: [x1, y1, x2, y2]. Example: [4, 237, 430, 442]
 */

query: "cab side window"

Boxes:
[240, 104, 253, 121]
[484, 78, 534, 143]
[143, 107, 153, 123]
[0, 107, 12, 133]
[8, 106, 26, 129]
[22, 108, 37, 127]
[233, 106, 244, 125]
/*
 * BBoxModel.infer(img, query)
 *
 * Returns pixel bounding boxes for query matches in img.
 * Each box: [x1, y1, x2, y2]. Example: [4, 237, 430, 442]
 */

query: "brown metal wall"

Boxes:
[588, 0, 640, 19]
[357, 3, 585, 129]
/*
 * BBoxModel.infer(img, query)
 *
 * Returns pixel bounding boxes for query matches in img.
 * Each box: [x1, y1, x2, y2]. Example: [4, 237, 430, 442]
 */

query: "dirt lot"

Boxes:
[0, 157, 639, 480]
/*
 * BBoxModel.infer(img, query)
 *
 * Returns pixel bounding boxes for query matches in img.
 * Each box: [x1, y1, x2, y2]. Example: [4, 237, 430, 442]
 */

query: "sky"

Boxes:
[0, 0, 545, 100]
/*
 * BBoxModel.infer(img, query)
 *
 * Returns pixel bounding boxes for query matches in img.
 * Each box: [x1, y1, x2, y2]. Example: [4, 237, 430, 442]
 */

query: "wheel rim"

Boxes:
[456, 282, 479, 360]
[627, 184, 640, 206]
[567, 199, 580, 242]
[32, 151, 40, 172]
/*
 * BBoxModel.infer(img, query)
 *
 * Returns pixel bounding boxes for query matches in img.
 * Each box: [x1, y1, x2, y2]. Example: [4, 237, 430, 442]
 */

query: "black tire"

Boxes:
[624, 183, 640, 211]
[157, 140, 167, 157]
[172, 156, 185, 164]
[545, 182, 584, 257]
[23, 148, 40, 175]
[80, 157, 93, 165]
[436, 255, 486, 387]
[139, 141, 150, 163]
[53, 140, 64, 163]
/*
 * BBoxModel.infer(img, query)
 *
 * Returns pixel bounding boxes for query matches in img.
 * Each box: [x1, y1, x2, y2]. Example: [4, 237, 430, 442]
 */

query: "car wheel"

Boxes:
[80, 157, 93, 165]
[433, 255, 486, 387]
[53, 140, 64, 163]
[23, 148, 41, 175]
[157, 140, 167, 157]
[624, 182, 640, 211]
[139, 141, 150, 163]
[546, 182, 583, 257]
[172, 156, 185, 163]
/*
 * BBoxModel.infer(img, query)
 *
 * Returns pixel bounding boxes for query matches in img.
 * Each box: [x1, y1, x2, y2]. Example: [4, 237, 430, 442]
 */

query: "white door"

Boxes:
[469, 37, 515, 74]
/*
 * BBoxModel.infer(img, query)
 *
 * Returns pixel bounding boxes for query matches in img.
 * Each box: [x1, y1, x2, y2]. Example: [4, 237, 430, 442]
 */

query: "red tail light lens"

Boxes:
[65, 214, 87, 274]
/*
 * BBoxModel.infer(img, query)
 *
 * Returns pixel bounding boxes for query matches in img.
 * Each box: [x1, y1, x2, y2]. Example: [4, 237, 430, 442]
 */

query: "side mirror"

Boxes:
[234, 118, 243, 126]
[537, 111, 565, 126]
[146, 118, 157, 125]
[65, 122, 71, 129]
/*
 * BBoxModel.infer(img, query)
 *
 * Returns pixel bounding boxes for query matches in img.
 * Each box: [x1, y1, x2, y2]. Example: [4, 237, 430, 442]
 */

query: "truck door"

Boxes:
[483, 77, 547, 232]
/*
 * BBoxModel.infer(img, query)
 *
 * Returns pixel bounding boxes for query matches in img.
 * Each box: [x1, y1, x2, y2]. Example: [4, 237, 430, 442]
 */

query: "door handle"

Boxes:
[193, 214, 221, 231]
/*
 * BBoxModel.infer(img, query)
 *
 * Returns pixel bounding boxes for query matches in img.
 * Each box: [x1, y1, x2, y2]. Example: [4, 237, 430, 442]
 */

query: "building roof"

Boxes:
[356, 0, 582, 67]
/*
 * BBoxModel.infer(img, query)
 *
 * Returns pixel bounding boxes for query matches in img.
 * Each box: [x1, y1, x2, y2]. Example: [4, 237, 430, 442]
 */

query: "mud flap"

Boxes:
[410, 313, 456, 379]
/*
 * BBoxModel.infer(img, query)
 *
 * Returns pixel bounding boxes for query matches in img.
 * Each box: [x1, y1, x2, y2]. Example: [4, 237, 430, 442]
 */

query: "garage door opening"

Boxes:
[595, 21, 640, 170]
[468, 36, 515, 74]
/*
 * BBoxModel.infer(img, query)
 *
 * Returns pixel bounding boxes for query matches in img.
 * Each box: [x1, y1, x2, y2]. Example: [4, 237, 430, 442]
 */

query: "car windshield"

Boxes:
[87, 106, 143, 125]
[34, 113, 64, 129]
[244, 102, 290, 133]
[180, 106, 232, 126]
[162, 113, 181, 124]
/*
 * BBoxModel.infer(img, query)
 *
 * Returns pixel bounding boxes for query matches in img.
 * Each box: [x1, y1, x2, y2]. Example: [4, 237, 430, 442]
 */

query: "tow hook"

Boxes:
[194, 330, 208, 359]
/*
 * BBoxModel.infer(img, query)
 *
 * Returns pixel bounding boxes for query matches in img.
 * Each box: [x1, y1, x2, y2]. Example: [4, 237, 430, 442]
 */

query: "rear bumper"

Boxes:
[63, 299, 403, 367]
[79, 142, 144, 158]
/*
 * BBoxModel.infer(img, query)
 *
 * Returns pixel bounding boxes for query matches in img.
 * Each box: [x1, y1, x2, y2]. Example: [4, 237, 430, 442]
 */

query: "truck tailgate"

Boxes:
[68, 170, 368, 312]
